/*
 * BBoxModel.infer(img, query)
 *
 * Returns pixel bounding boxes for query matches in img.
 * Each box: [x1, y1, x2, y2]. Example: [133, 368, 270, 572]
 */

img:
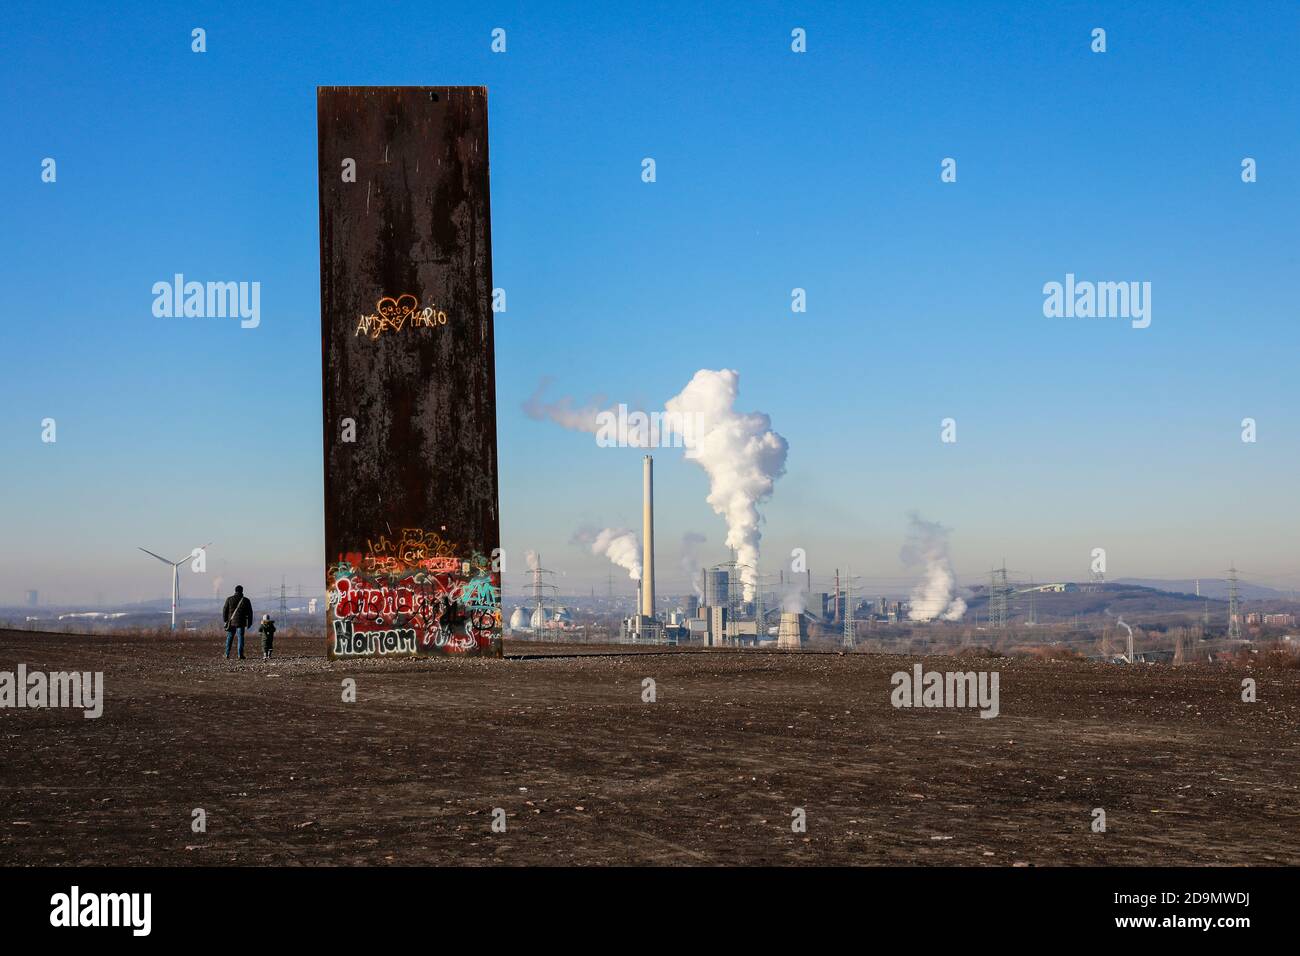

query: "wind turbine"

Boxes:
[138, 543, 210, 632]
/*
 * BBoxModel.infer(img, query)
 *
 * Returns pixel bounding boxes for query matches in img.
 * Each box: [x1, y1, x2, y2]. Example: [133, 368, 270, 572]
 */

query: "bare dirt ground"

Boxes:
[2, 629, 1297, 866]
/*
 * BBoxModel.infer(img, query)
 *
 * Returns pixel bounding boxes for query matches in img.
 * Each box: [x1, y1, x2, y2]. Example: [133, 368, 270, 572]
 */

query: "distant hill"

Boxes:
[1113, 578, 1289, 601]
[963, 582, 1223, 625]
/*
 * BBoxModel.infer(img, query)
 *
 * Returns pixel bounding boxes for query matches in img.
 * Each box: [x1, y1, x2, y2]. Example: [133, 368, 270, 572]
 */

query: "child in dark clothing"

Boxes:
[258, 615, 277, 660]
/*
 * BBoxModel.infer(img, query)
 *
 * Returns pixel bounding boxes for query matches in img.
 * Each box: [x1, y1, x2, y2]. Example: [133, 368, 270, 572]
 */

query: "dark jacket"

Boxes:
[223, 594, 252, 629]
[258, 621, 276, 644]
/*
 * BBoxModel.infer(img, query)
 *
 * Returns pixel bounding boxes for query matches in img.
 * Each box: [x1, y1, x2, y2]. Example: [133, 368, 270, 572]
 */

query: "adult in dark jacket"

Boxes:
[222, 585, 253, 660]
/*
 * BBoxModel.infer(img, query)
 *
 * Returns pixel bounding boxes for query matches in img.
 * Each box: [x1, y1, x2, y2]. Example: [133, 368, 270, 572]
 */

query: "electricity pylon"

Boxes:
[1226, 563, 1242, 640]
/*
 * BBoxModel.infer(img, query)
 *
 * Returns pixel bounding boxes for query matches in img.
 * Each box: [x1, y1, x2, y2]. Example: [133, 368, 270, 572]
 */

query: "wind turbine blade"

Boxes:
[175, 542, 211, 568]
[139, 548, 175, 565]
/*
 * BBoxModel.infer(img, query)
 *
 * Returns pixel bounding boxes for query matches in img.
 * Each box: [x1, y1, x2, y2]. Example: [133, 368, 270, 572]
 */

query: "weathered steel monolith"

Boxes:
[317, 86, 501, 659]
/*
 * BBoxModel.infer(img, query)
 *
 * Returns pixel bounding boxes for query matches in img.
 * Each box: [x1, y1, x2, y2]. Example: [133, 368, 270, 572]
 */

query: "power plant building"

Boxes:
[702, 568, 730, 607]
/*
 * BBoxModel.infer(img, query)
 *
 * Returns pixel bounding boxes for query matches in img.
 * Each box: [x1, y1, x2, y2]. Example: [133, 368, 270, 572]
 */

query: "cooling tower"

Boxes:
[776, 611, 806, 650]
[642, 455, 655, 618]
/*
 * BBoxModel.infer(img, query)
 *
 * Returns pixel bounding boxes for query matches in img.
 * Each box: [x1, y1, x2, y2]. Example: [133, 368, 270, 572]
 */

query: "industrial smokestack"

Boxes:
[642, 455, 655, 618]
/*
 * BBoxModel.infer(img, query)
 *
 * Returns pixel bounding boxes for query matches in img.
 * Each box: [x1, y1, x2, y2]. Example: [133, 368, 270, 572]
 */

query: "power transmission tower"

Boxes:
[843, 568, 856, 649]
[727, 553, 739, 646]
[279, 576, 288, 618]
[988, 561, 1012, 629]
[525, 555, 559, 641]
[1226, 562, 1242, 640]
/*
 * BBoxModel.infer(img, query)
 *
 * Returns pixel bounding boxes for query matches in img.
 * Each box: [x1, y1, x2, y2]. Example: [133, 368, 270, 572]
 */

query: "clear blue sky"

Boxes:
[3, 0, 1299, 606]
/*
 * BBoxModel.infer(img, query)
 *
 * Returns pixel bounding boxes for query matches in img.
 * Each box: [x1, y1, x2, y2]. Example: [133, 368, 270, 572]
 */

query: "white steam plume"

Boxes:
[664, 370, 788, 601]
[902, 512, 967, 622]
[524, 550, 541, 572]
[578, 528, 642, 581]
[530, 369, 788, 602]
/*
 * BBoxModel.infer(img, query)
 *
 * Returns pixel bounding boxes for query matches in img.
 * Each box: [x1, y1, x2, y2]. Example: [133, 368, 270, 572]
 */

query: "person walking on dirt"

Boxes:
[222, 585, 253, 660]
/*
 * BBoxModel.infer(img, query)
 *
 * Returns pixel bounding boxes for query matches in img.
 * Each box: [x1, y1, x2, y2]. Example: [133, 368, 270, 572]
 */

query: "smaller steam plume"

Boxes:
[1116, 616, 1134, 662]
[902, 512, 967, 622]
[575, 527, 642, 581]
[781, 587, 806, 614]
[680, 532, 707, 596]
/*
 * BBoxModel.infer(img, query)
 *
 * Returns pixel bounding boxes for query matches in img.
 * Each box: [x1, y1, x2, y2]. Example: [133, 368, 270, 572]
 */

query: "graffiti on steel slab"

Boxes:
[328, 527, 500, 656]
[354, 294, 449, 340]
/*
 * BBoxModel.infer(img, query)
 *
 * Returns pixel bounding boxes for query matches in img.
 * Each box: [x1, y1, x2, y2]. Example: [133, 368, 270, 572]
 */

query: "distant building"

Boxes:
[731, 620, 759, 644]
[1252, 612, 1295, 627]
[703, 569, 730, 608]
[708, 605, 727, 646]
[800, 592, 828, 620]
[621, 614, 666, 644]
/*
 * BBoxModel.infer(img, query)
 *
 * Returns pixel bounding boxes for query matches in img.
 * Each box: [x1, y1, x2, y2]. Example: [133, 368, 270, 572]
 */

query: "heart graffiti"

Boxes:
[356, 294, 448, 339]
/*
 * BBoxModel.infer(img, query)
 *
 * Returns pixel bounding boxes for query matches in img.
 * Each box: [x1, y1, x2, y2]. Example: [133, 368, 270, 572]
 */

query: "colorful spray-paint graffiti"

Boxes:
[328, 528, 501, 658]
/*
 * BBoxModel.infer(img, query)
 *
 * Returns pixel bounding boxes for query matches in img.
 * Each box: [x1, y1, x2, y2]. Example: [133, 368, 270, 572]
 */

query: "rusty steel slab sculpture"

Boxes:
[317, 86, 502, 659]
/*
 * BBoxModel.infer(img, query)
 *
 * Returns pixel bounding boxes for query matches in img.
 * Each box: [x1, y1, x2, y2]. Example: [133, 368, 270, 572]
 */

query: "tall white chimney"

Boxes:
[642, 455, 655, 619]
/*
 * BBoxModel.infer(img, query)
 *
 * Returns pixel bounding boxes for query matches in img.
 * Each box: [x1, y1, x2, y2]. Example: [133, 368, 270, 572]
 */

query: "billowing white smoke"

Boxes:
[664, 370, 788, 601]
[680, 532, 707, 597]
[524, 550, 540, 572]
[530, 369, 788, 601]
[587, 528, 642, 581]
[902, 512, 967, 622]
